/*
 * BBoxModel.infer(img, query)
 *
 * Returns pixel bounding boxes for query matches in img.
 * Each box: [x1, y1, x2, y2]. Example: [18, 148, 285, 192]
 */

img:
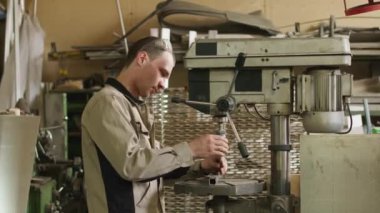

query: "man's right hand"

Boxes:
[188, 134, 229, 159]
[200, 156, 228, 175]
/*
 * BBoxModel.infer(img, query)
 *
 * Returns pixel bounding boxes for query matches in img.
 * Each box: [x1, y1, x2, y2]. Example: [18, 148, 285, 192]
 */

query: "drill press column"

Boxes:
[268, 104, 292, 213]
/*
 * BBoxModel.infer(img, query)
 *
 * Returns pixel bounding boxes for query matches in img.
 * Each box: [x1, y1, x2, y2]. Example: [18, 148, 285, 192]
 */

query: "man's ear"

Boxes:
[136, 51, 149, 66]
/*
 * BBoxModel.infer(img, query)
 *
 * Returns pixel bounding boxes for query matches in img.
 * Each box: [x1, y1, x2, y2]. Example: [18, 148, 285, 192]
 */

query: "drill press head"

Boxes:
[185, 36, 353, 133]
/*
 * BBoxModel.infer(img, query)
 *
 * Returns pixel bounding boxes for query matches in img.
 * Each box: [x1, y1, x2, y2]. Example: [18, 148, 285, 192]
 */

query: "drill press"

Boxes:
[174, 36, 353, 213]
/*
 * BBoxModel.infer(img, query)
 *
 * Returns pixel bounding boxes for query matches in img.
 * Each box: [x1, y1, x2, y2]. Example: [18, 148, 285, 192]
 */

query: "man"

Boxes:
[81, 36, 229, 213]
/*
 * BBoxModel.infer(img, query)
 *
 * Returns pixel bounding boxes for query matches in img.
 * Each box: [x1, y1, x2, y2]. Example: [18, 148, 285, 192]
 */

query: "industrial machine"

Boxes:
[26, 91, 90, 213]
[30, 128, 86, 213]
[173, 35, 353, 213]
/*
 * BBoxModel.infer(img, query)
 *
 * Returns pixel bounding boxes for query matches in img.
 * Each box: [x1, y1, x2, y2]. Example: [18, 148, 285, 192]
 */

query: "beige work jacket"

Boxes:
[81, 79, 203, 213]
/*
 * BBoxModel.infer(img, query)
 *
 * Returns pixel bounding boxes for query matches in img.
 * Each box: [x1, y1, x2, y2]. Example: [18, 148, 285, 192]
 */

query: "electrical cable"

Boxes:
[244, 104, 270, 121]
[337, 102, 353, 134]
[253, 104, 271, 121]
[243, 104, 259, 119]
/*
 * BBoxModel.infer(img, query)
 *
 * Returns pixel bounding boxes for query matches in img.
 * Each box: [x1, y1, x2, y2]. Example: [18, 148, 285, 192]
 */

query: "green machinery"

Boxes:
[27, 89, 95, 213]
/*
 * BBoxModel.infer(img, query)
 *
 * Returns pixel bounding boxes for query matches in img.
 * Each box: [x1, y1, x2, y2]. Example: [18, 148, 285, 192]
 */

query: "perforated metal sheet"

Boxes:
[148, 88, 304, 213]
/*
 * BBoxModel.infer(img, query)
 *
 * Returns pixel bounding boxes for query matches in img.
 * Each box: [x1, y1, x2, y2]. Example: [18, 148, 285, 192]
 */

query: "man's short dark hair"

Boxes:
[124, 36, 175, 67]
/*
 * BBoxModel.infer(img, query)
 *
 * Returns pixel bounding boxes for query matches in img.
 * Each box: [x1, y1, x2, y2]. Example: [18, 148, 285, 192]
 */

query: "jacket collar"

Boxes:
[105, 78, 144, 106]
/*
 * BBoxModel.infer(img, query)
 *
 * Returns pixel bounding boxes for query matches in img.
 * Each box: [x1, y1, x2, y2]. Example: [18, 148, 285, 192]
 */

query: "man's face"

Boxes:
[136, 51, 174, 98]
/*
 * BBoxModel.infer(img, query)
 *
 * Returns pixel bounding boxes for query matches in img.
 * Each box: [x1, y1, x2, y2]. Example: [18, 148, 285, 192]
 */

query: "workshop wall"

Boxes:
[35, 0, 380, 86]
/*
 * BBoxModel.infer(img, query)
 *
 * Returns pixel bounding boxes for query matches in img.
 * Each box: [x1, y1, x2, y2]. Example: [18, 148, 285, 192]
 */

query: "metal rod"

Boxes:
[14, 0, 21, 100]
[33, 0, 37, 16]
[171, 96, 215, 106]
[227, 112, 249, 158]
[115, 0, 128, 54]
[226, 112, 241, 142]
[364, 98, 372, 134]
[227, 67, 239, 96]
[184, 100, 216, 106]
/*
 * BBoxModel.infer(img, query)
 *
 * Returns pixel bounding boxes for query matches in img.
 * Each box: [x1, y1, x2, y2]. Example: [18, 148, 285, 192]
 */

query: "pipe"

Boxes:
[115, 0, 128, 54]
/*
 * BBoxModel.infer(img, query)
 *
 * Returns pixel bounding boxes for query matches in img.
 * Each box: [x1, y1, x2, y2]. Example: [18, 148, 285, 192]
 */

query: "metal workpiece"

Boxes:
[270, 114, 291, 197]
[174, 178, 264, 196]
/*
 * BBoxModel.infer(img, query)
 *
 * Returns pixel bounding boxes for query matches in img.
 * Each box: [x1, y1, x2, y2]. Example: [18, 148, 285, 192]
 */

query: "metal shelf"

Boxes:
[349, 94, 380, 116]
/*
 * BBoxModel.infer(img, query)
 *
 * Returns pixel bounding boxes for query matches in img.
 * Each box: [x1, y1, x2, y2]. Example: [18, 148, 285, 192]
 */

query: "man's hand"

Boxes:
[200, 156, 228, 175]
[188, 134, 229, 159]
